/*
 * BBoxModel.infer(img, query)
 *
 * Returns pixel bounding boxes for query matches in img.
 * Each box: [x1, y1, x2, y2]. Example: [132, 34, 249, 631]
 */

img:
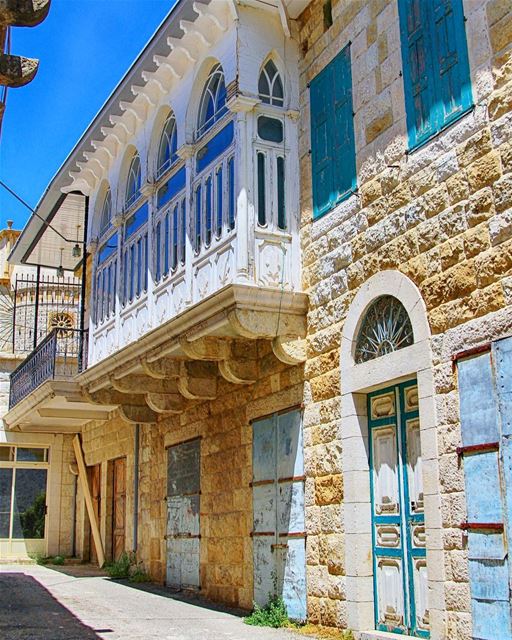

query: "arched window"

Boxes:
[125, 153, 141, 208]
[99, 189, 112, 236]
[157, 113, 178, 176]
[354, 295, 414, 364]
[258, 60, 284, 107]
[197, 63, 228, 138]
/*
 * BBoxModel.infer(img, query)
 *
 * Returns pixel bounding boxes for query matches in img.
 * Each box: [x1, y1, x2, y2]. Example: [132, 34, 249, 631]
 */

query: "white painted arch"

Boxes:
[339, 270, 447, 639]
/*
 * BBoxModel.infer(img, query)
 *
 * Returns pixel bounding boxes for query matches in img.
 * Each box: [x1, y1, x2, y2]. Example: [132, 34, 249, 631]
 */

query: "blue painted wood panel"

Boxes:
[157, 166, 186, 209]
[252, 410, 306, 622]
[309, 44, 356, 220]
[196, 121, 234, 174]
[458, 346, 512, 640]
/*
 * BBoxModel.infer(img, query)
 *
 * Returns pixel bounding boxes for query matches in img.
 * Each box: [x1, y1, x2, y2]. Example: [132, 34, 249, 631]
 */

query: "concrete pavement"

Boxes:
[0, 564, 309, 640]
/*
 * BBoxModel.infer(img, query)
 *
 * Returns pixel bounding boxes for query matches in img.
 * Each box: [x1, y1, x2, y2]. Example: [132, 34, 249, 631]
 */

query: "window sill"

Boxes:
[313, 188, 358, 221]
[407, 103, 475, 156]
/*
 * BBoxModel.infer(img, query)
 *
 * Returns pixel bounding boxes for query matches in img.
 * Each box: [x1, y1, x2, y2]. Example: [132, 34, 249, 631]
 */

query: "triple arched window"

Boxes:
[258, 60, 284, 107]
[125, 153, 142, 209]
[157, 113, 178, 177]
[197, 63, 228, 138]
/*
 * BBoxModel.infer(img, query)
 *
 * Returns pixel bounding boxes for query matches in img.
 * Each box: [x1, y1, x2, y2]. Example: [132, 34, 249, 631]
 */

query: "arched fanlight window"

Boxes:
[354, 295, 414, 364]
[125, 153, 141, 208]
[258, 59, 284, 107]
[197, 63, 228, 138]
[157, 113, 178, 176]
[99, 189, 112, 236]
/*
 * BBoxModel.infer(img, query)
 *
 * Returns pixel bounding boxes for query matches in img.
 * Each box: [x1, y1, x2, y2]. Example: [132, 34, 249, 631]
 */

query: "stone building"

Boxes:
[3, 1, 512, 639]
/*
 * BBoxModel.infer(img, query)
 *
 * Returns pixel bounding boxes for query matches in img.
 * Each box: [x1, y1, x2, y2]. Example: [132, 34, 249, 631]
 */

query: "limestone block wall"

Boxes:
[297, 0, 512, 636]
[79, 340, 303, 610]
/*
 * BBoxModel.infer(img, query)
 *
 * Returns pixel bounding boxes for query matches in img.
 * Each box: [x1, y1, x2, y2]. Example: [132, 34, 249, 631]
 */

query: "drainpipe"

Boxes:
[78, 195, 89, 371]
[133, 423, 140, 552]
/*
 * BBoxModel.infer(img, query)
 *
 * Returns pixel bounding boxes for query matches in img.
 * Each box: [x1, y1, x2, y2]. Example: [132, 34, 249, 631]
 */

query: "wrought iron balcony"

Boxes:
[9, 328, 88, 409]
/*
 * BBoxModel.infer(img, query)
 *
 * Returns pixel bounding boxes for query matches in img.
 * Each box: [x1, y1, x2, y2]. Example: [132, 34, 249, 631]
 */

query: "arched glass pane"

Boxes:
[157, 114, 177, 175]
[99, 190, 112, 236]
[259, 60, 284, 107]
[354, 296, 414, 364]
[126, 154, 141, 208]
[197, 64, 227, 137]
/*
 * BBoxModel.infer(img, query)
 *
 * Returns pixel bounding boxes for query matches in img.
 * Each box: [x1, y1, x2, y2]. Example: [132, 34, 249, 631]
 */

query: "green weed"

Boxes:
[105, 552, 132, 579]
[244, 595, 290, 628]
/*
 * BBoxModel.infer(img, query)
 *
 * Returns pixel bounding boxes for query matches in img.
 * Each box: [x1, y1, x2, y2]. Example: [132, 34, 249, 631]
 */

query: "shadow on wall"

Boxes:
[0, 572, 103, 639]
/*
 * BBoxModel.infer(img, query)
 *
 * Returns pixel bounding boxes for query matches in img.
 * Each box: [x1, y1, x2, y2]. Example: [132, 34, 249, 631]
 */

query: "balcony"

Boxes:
[5, 328, 115, 433]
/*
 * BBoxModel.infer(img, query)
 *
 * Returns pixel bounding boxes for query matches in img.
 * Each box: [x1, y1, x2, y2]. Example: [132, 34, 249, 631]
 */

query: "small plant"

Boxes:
[129, 564, 151, 583]
[51, 555, 65, 566]
[105, 552, 132, 579]
[244, 595, 290, 628]
[298, 624, 354, 639]
[28, 552, 49, 565]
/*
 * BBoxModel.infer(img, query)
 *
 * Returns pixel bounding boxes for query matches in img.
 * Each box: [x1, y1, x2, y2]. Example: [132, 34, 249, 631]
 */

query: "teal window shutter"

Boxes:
[333, 46, 357, 203]
[310, 44, 356, 220]
[398, 0, 472, 150]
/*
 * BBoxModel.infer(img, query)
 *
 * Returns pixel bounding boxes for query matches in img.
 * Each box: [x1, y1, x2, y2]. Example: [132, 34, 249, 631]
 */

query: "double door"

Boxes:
[252, 409, 306, 621]
[368, 380, 429, 637]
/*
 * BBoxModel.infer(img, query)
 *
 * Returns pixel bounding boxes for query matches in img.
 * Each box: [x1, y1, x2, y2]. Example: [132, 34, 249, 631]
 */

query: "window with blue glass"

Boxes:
[157, 113, 178, 177]
[309, 44, 356, 220]
[398, 0, 472, 150]
[125, 153, 142, 209]
[197, 63, 228, 138]
[99, 189, 112, 237]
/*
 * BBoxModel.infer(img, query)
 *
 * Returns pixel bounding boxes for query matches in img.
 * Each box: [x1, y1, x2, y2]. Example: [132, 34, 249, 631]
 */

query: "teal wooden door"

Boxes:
[368, 380, 429, 637]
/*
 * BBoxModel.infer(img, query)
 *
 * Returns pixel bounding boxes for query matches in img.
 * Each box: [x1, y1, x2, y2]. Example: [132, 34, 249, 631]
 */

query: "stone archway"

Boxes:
[339, 270, 446, 639]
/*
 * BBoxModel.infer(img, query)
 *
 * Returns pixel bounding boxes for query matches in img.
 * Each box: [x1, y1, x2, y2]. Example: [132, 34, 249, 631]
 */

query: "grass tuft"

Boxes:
[244, 595, 290, 628]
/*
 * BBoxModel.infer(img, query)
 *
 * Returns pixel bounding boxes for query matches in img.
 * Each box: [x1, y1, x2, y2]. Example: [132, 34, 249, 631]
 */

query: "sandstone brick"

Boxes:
[463, 225, 490, 258]
[315, 474, 343, 506]
[486, 0, 510, 26]
[457, 128, 492, 168]
[467, 187, 495, 226]
[466, 152, 502, 191]
[446, 172, 470, 205]
[489, 13, 512, 54]
[488, 83, 512, 121]
[360, 178, 382, 207]
[365, 109, 393, 144]
[493, 175, 512, 211]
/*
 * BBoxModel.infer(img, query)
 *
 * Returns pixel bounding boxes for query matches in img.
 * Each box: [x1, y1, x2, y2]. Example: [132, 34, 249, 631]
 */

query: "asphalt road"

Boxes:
[0, 564, 307, 640]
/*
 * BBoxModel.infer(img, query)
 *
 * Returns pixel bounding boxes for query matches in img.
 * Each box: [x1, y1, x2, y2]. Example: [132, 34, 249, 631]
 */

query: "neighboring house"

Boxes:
[0, 220, 81, 560]
[3, 1, 512, 640]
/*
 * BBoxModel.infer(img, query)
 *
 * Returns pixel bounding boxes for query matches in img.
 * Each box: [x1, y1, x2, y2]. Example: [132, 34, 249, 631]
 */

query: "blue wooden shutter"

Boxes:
[398, 0, 436, 147]
[310, 65, 334, 219]
[332, 45, 356, 202]
[432, 0, 472, 129]
[458, 351, 512, 640]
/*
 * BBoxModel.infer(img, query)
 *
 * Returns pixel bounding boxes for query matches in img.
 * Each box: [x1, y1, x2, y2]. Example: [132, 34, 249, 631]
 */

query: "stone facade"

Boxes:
[297, 0, 512, 638]
[77, 341, 303, 610]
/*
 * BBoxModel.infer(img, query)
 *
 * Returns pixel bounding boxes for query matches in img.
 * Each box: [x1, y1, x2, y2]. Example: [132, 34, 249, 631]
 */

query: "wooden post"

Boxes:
[72, 434, 105, 568]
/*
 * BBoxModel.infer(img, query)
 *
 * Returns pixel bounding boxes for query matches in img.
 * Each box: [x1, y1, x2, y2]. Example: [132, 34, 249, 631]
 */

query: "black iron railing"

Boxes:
[9, 328, 88, 409]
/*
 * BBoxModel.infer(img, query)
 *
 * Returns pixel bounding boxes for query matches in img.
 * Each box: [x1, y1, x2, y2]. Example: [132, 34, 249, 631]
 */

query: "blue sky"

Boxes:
[0, 0, 173, 230]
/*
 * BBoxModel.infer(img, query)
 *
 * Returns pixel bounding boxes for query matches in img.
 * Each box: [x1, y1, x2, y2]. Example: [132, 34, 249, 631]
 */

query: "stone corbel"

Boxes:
[285, 109, 300, 122]
[140, 357, 181, 379]
[146, 392, 188, 414]
[87, 238, 99, 255]
[177, 362, 217, 400]
[228, 308, 305, 340]
[180, 336, 230, 361]
[111, 212, 125, 229]
[110, 375, 178, 395]
[140, 181, 157, 198]
[272, 336, 307, 365]
[119, 404, 158, 424]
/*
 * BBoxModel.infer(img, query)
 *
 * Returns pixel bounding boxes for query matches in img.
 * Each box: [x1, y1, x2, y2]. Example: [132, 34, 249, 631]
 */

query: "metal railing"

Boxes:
[9, 328, 88, 409]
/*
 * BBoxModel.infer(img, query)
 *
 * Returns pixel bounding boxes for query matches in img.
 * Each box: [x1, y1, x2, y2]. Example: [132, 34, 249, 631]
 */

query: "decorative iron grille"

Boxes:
[9, 328, 88, 409]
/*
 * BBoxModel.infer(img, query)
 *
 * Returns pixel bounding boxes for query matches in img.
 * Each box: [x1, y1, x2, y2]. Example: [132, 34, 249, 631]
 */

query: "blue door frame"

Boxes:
[368, 380, 429, 638]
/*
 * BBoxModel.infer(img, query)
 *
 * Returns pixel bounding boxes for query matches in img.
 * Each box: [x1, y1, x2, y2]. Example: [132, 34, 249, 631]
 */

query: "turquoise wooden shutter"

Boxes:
[310, 44, 356, 219]
[398, 0, 472, 149]
[432, 0, 472, 129]
[310, 65, 334, 219]
[332, 45, 356, 203]
[398, 0, 436, 147]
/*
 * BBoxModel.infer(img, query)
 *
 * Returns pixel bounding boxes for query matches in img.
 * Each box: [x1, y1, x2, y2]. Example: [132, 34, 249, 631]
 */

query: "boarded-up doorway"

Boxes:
[166, 439, 200, 590]
[112, 457, 126, 562]
[252, 408, 306, 621]
[87, 463, 101, 564]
